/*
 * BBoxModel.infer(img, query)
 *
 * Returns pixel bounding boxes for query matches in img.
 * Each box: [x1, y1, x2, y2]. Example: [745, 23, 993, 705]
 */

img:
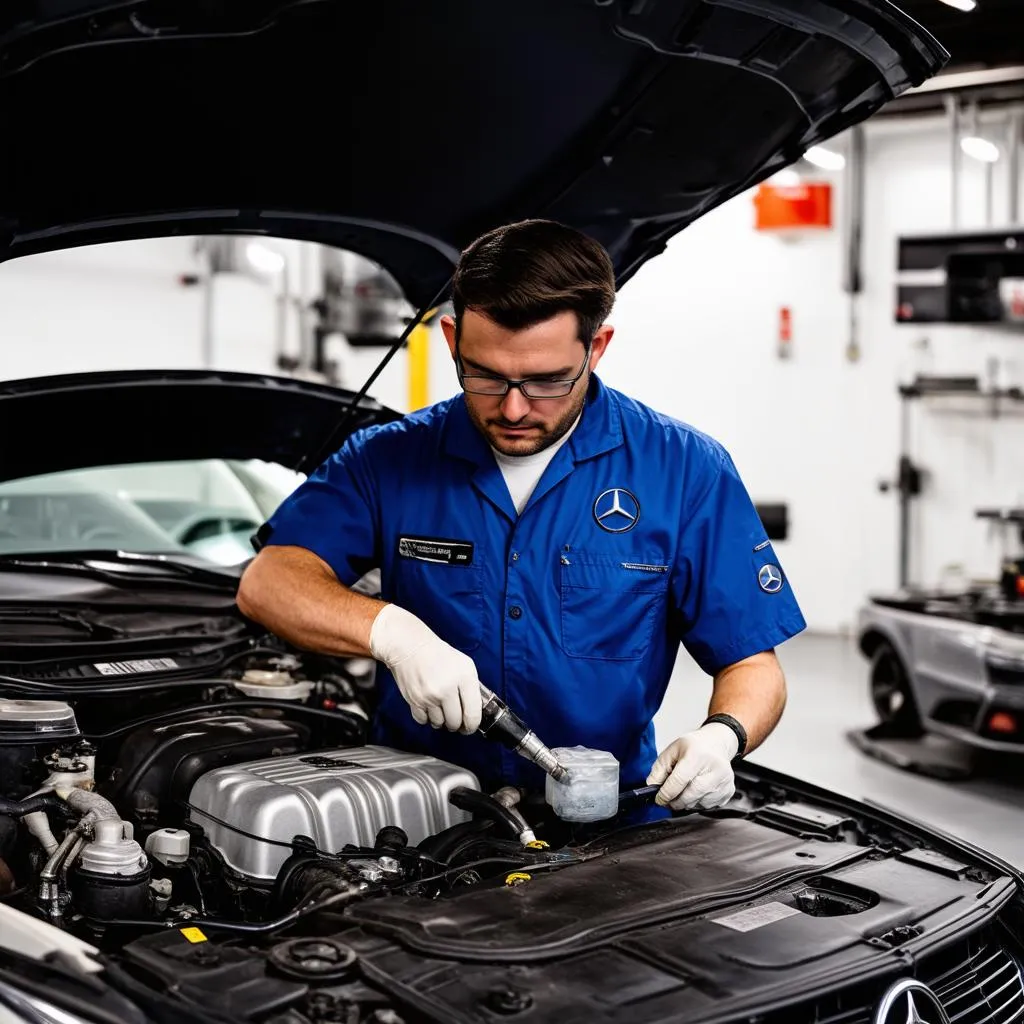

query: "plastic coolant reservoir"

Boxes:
[545, 746, 619, 822]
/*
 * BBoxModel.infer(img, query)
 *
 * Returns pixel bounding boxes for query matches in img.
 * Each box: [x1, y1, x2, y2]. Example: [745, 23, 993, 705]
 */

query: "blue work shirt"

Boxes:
[262, 375, 806, 792]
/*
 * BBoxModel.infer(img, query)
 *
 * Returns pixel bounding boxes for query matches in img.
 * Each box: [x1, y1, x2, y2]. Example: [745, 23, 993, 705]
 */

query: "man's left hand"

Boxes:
[646, 723, 739, 810]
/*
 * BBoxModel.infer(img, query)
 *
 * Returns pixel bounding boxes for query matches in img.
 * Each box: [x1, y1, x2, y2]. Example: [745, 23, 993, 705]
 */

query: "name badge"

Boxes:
[398, 535, 474, 566]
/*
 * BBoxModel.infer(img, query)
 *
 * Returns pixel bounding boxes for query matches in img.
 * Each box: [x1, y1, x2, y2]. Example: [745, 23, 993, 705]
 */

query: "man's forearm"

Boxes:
[236, 545, 385, 657]
[707, 649, 787, 754]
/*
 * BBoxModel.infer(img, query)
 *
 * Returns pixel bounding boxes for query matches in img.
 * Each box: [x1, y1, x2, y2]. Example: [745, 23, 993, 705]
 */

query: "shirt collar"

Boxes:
[441, 374, 623, 467]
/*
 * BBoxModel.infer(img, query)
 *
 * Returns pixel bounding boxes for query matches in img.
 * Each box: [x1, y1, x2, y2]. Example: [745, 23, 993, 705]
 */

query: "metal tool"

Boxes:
[478, 685, 568, 782]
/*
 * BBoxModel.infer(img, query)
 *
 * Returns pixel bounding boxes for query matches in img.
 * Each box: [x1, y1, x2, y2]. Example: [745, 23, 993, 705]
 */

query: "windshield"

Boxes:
[0, 459, 305, 567]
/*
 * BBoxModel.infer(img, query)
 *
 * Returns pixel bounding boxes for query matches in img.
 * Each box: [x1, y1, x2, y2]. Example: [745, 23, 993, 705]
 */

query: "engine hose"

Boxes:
[417, 818, 494, 864]
[270, 856, 349, 915]
[0, 795, 70, 818]
[490, 786, 534, 839]
[449, 787, 536, 845]
[60, 789, 120, 823]
[91, 885, 359, 936]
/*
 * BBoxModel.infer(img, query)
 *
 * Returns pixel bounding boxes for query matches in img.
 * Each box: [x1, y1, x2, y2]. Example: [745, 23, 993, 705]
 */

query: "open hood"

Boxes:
[0, 369, 400, 483]
[0, 0, 946, 307]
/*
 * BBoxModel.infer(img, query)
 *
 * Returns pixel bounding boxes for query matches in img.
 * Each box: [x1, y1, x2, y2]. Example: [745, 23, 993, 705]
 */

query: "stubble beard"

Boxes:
[468, 379, 589, 458]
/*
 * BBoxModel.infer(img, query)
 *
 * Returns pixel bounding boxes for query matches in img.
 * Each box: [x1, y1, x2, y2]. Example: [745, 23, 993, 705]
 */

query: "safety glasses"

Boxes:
[455, 340, 591, 400]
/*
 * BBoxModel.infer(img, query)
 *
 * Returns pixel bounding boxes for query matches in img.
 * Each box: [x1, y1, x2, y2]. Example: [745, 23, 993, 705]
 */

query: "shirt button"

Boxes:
[509, 605, 523, 620]
[511, 552, 520, 562]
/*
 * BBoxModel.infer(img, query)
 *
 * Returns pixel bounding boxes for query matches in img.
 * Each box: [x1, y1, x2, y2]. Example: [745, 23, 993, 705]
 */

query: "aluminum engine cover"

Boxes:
[187, 745, 479, 880]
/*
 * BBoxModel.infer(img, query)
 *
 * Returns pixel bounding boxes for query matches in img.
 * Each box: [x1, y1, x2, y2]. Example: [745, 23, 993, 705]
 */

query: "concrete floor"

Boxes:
[653, 632, 1024, 869]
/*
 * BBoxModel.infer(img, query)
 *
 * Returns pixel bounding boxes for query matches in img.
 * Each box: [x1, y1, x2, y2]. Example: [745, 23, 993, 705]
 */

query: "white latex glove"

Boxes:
[369, 604, 483, 733]
[646, 723, 739, 811]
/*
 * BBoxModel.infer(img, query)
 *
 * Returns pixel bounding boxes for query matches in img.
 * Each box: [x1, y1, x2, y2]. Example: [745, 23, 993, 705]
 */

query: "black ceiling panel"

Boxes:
[895, 0, 1023, 71]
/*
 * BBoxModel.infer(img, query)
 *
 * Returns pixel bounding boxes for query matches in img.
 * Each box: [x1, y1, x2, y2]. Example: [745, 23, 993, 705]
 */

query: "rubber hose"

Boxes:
[449, 787, 529, 843]
[490, 787, 533, 835]
[61, 789, 120, 822]
[270, 856, 348, 915]
[417, 818, 494, 863]
[0, 795, 68, 818]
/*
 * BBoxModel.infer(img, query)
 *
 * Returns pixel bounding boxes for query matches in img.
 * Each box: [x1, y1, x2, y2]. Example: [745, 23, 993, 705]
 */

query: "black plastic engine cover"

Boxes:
[106, 713, 308, 828]
[329, 815, 1011, 1023]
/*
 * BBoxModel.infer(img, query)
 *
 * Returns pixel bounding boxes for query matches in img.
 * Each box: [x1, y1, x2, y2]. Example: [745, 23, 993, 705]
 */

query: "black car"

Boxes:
[3, 4, 1021, 1024]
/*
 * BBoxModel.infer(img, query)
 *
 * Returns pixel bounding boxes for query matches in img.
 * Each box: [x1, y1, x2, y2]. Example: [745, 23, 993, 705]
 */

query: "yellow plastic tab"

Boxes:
[505, 872, 532, 886]
[525, 840, 549, 849]
[180, 927, 208, 944]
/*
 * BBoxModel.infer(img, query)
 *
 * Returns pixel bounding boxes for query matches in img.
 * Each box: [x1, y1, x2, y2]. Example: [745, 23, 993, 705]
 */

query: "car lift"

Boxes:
[856, 375, 1024, 780]
[878, 373, 1024, 589]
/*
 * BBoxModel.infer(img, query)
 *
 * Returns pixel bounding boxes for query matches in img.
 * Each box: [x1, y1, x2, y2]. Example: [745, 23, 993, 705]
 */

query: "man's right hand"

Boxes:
[369, 604, 483, 734]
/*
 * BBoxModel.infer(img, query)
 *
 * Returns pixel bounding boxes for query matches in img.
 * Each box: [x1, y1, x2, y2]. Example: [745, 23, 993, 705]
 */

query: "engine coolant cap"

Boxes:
[235, 669, 314, 702]
[545, 746, 619, 822]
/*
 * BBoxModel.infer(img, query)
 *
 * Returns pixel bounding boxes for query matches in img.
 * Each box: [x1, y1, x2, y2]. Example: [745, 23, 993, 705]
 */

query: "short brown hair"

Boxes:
[452, 219, 615, 343]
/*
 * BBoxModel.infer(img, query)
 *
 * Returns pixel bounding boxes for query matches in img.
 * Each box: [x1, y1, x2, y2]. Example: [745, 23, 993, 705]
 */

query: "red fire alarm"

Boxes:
[778, 306, 793, 359]
[754, 182, 833, 233]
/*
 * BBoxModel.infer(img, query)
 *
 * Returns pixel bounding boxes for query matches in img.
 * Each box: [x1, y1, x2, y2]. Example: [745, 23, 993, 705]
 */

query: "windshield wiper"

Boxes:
[0, 551, 241, 591]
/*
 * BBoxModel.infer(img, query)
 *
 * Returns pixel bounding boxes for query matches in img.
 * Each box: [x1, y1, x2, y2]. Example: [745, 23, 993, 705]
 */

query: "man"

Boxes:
[237, 219, 806, 811]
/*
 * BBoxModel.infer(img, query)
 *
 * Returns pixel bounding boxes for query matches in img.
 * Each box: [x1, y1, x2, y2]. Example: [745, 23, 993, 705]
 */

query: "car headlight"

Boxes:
[977, 628, 1024, 666]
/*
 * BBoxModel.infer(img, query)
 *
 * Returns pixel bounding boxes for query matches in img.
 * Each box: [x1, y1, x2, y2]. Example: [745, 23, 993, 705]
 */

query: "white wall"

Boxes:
[601, 114, 1024, 634]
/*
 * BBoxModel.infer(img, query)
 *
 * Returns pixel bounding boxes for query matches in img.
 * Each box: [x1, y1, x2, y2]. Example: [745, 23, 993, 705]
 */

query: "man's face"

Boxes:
[441, 309, 613, 457]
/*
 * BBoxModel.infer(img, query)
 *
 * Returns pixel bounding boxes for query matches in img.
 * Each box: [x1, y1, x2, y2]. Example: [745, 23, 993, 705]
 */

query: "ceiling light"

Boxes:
[960, 135, 1000, 163]
[245, 241, 286, 275]
[935, 0, 977, 10]
[803, 146, 846, 171]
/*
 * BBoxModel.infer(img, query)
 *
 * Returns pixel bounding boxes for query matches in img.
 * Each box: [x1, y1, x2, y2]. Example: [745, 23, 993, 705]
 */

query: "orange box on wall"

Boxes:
[754, 182, 833, 231]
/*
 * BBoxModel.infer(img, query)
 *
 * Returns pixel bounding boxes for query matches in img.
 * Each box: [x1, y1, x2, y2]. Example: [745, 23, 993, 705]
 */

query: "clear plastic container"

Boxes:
[545, 746, 620, 822]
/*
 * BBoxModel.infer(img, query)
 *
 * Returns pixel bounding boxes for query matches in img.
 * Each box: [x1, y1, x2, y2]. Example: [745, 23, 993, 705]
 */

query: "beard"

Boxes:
[467, 379, 589, 457]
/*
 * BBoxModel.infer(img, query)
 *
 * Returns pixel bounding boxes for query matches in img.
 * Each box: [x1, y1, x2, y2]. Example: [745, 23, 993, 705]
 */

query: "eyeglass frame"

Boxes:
[454, 335, 593, 400]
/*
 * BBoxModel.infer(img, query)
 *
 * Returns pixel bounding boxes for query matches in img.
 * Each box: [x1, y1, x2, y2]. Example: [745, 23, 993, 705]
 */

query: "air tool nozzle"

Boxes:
[478, 684, 569, 782]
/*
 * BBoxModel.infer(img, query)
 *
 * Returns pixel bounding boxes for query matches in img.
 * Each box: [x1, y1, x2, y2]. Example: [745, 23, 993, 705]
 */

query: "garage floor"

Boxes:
[653, 632, 1024, 870]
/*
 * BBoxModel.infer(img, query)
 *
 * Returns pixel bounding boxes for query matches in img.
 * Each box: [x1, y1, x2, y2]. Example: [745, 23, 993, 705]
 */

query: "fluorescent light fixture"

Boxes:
[803, 145, 846, 170]
[960, 135, 1000, 163]
[245, 241, 286, 274]
[768, 169, 801, 186]
[935, 0, 976, 10]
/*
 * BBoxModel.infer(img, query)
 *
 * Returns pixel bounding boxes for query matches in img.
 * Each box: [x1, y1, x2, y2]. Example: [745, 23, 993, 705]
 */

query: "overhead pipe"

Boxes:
[298, 244, 313, 372]
[966, 102, 997, 227]
[946, 94, 960, 229]
[201, 249, 215, 369]
[1010, 110, 1022, 224]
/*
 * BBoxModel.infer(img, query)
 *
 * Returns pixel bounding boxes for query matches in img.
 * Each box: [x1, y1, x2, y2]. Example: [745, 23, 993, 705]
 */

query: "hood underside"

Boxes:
[0, 0, 946, 307]
[0, 369, 399, 482]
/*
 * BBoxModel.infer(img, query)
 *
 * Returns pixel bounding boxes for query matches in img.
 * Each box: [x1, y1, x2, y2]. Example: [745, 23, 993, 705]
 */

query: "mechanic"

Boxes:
[237, 219, 807, 811]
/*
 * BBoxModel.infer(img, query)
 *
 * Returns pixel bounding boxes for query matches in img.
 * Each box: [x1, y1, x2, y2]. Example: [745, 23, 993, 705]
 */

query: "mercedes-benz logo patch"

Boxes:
[758, 564, 784, 594]
[872, 978, 950, 1024]
[593, 488, 640, 533]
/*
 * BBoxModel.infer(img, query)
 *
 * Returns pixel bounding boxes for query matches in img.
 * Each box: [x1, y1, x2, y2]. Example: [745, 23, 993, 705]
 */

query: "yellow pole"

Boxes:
[407, 307, 437, 412]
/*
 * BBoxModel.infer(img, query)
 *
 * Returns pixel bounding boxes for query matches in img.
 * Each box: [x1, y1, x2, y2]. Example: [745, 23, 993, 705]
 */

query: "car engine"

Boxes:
[0, 646, 569, 956]
[1, 635, 1020, 1024]
[189, 746, 481, 881]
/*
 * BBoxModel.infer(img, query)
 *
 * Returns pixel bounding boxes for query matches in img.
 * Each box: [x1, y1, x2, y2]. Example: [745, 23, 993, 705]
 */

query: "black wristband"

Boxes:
[702, 713, 747, 759]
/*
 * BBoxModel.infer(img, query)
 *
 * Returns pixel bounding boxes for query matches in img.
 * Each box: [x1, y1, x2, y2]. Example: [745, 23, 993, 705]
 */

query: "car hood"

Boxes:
[0, 369, 401, 483]
[0, 0, 946, 307]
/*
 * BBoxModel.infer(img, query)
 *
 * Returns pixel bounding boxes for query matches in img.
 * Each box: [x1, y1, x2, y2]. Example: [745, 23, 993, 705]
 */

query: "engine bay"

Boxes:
[0, 638, 1018, 1024]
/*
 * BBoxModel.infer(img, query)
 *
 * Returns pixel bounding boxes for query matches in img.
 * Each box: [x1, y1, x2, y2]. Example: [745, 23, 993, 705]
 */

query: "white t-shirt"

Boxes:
[490, 413, 582, 515]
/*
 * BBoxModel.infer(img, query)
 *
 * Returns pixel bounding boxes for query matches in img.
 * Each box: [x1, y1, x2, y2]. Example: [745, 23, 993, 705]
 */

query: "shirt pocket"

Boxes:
[391, 560, 485, 654]
[559, 550, 670, 661]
